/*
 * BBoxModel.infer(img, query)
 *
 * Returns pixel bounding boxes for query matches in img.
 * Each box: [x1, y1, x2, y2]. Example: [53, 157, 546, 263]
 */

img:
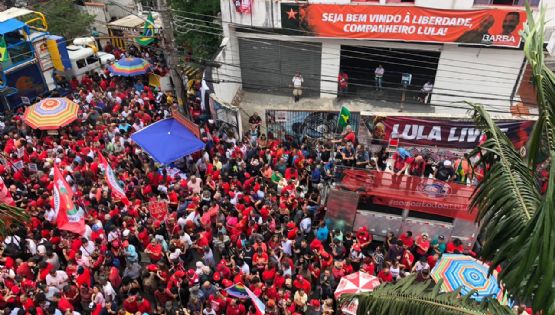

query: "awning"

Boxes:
[0, 18, 27, 35]
[131, 118, 205, 164]
[337, 169, 476, 221]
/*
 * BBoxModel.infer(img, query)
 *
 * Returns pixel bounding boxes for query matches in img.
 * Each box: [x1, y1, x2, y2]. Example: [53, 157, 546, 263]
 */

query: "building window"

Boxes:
[474, 0, 539, 6]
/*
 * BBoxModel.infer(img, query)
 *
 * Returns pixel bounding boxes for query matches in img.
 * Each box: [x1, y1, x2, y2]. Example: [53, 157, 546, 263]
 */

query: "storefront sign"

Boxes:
[281, 3, 525, 48]
[359, 115, 534, 149]
[338, 169, 476, 221]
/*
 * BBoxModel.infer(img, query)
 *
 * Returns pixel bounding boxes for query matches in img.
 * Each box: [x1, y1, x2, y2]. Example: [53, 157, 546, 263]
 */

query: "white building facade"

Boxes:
[213, 0, 555, 115]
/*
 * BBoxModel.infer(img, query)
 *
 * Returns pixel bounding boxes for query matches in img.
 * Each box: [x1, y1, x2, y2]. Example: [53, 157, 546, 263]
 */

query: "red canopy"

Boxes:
[338, 169, 476, 221]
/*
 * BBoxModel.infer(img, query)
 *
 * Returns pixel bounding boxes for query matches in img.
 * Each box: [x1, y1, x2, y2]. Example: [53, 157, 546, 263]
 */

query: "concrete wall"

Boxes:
[220, 0, 280, 28]
[211, 26, 242, 105]
[102, 0, 136, 20]
[81, 2, 111, 45]
[432, 45, 524, 115]
[320, 42, 341, 98]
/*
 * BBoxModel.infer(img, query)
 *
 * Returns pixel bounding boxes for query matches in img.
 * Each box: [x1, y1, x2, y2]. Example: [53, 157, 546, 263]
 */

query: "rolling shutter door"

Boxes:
[238, 38, 322, 97]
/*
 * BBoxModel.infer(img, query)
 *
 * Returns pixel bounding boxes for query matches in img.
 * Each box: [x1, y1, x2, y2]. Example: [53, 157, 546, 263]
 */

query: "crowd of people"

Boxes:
[0, 44, 529, 315]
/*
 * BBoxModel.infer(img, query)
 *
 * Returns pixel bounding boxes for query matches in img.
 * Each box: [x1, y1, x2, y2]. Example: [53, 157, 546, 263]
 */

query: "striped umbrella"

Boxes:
[108, 57, 151, 76]
[334, 271, 381, 298]
[431, 254, 509, 304]
[23, 98, 79, 130]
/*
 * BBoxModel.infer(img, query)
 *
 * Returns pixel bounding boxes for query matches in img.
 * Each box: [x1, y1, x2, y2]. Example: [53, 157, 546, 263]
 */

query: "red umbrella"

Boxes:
[334, 271, 381, 298]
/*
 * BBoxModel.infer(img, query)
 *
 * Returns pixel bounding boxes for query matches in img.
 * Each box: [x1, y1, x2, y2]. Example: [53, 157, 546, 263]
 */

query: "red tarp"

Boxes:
[338, 169, 477, 221]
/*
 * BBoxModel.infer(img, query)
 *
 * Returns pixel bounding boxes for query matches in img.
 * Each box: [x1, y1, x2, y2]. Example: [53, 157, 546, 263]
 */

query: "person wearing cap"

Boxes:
[431, 235, 447, 254]
[435, 159, 455, 182]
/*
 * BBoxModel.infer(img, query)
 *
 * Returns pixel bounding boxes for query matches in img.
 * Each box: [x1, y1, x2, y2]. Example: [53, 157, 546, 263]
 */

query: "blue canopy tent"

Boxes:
[131, 118, 205, 164]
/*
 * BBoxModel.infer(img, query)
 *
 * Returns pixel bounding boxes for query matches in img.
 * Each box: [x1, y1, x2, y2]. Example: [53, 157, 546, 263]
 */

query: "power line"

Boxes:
[205, 75, 537, 116]
[171, 10, 526, 71]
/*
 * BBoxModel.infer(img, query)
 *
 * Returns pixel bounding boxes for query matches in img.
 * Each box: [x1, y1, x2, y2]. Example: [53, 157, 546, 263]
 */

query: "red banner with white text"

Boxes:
[281, 3, 526, 47]
[338, 169, 476, 221]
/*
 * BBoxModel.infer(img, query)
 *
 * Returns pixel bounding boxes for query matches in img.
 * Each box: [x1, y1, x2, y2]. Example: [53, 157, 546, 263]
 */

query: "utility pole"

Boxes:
[157, 0, 186, 113]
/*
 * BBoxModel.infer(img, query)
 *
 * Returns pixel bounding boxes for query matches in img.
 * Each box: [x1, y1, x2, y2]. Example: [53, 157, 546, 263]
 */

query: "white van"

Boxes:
[65, 38, 115, 80]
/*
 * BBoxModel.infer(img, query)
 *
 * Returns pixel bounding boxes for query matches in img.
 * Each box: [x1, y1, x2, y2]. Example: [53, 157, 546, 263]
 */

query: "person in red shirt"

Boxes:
[415, 233, 431, 260]
[446, 238, 465, 254]
[356, 226, 372, 255]
[226, 299, 246, 315]
[338, 71, 349, 95]
[378, 265, 393, 283]
[399, 231, 414, 248]
[137, 295, 152, 313]
[144, 238, 163, 262]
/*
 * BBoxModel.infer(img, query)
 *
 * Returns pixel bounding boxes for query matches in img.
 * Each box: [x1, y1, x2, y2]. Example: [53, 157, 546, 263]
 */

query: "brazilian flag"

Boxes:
[0, 36, 8, 62]
[135, 13, 155, 46]
[337, 106, 351, 130]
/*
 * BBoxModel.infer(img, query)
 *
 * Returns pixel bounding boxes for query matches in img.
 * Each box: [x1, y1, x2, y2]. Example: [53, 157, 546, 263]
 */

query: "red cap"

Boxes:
[213, 272, 221, 281]
[353, 244, 361, 251]
[287, 222, 296, 229]
[310, 299, 320, 307]
[187, 269, 195, 277]
[222, 279, 233, 287]
[147, 264, 158, 272]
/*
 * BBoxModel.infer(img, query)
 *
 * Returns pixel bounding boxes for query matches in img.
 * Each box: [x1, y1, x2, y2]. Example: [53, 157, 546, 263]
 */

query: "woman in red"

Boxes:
[415, 232, 431, 260]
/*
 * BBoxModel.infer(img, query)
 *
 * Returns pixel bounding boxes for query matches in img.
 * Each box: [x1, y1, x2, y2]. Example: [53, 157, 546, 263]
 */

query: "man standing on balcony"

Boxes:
[374, 64, 384, 91]
[292, 72, 304, 102]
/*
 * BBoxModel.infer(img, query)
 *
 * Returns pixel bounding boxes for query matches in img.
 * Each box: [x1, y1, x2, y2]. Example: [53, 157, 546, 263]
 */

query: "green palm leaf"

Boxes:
[0, 203, 28, 235]
[340, 275, 511, 315]
[465, 5, 555, 312]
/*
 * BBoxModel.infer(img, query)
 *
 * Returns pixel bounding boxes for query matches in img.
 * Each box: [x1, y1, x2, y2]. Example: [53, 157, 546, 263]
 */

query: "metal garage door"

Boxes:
[238, 38, 322, 97]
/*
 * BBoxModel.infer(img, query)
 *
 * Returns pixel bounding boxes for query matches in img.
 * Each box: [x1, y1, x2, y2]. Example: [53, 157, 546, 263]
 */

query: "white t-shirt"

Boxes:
[292, 76, 303, 88]
[46, 270, 69, 289]
[375, 67, 384, 77]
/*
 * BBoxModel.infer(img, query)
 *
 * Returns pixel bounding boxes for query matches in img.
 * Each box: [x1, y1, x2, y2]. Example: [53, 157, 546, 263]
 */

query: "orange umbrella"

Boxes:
[23, 98, 79, 130]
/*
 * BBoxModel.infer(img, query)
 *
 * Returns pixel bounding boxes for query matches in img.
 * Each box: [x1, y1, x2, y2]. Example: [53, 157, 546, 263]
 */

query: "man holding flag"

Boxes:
[97, 150, 131, 206]
[53, 165, 85, 235]
[333, 106, 356, 144]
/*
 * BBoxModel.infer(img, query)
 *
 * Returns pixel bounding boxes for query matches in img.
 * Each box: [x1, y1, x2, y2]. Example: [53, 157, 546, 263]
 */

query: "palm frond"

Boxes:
[491, 151, 555, 313]
[340, 275, 510, 315]
[468, 104, 540, 260]
[523, 6, 555, 165]
[0, 203, 28, 235]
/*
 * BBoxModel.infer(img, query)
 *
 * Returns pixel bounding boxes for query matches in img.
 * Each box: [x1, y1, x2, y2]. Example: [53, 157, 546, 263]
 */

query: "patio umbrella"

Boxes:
[431, 254, 508, 304]
[108, 57, 151, 76]
[23, 97, 79, 130]
[334, 271, 381, 299]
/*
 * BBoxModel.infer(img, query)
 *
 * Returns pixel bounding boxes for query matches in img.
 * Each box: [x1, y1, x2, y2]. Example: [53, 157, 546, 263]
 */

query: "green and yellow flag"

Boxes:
[135, 13, 155, 46]
[337, 105, 351, 130]
[0, 36, 8, 62]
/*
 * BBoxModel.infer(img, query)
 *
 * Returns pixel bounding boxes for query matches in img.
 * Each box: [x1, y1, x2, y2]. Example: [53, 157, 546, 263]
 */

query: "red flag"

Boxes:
[97, 151, 131, 206]
[0, 176, 15, 206]
[53, 165, 85, 235]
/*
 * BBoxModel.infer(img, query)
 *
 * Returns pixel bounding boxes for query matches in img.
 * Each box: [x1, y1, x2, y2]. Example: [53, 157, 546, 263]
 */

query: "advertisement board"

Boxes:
[6, 64, 47, 109]
[281, 3, 525, 47]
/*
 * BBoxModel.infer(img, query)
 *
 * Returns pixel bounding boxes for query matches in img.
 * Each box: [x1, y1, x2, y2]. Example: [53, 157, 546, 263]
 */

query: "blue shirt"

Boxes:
[316, 226, 329, 242]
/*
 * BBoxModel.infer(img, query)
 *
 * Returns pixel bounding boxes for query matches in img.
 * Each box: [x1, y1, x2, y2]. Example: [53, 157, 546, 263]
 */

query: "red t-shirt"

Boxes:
[378, 270, 393, 283]
[344, 131, 356, 143]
